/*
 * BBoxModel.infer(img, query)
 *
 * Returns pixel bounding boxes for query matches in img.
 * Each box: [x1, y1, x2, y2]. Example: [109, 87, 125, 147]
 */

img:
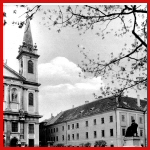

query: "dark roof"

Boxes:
[47, 96, 147, 125]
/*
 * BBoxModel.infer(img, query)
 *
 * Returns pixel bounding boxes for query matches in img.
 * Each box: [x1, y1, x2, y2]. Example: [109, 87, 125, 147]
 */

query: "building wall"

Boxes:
[3, 77, 40, 147]
[44, 109, 146, 147]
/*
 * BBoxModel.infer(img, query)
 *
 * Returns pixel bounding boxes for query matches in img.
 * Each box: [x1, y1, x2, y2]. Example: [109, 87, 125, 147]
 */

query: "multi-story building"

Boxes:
[3, 17, 42, 147]
[40, 96, 147, 147]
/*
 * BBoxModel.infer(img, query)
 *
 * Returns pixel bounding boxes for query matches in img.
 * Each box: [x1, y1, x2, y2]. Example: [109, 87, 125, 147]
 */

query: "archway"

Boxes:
[10, 137, 18, 147]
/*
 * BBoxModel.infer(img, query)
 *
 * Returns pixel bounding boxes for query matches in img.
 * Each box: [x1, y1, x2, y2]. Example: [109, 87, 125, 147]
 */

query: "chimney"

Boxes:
[51, 113, 54, 118]
[85, 101, 89, 104]
[137, 95, 140, 107]
[72, 105, 74, 108]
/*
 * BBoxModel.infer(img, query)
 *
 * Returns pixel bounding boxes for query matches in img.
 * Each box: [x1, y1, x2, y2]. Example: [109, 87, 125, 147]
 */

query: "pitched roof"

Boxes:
[46, 96, 147, 125]
[4, 63, 26, 81]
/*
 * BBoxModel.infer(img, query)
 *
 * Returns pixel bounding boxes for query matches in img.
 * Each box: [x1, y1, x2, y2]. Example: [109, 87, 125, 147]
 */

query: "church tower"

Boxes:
[17, 17, 39, 83]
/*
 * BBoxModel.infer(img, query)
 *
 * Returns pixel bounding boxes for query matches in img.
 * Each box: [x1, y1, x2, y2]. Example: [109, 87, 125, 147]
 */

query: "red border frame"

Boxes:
[1, 1, 149, 150]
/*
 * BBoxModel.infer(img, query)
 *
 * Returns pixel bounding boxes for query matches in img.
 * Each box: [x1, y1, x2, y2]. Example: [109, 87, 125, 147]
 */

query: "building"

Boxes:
[3, 17, 42, 147]
[39, 96, 147, 147]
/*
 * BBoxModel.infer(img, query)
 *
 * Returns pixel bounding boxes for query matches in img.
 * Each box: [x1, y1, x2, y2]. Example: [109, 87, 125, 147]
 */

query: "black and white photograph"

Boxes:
[3, 3, 147, 147]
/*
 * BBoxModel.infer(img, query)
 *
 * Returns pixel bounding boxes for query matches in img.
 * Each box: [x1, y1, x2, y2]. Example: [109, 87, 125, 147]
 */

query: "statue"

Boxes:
[125, 119, 138, 137]
[12, 88, 17, 102]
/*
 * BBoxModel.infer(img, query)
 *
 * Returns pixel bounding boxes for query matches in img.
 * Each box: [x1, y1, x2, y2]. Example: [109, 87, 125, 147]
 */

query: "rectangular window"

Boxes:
[29, 124, 34, 134]
[110, 129, 113, 137]
[94, 119, 96, 125]
[85, 121, 88, 127]
[131, 116, 134, 122]
[101, 130, 105, 137]
[62, 126, 64, 131]
[140, 129, 143, 137]
[28, 139, 34, 147]
[68, 125, 70, 130]
[76, 123, 79, 128]
[54, 128, 55, 133]
[68, 134, 70, 141]
[56, 127, 58, 132]
[101, 118, 104, 124]
[51, 129, 53, 133]
[56, 136, 58, 141]
[86, 132, 88, 139]
[94, 131, 97, 138]
[53, 137, 55, 142]
[77, 133, 79, 140]
[72, 134, 74, 140]
[122, 115, 125, 122]
[12, 122, 18, 132]
[122, 128, 126, 136]
[139, 117, 143, 124]
[72, 124, 74, 129]
[62, 135, 64, 141]
[110, 116, 113, 122]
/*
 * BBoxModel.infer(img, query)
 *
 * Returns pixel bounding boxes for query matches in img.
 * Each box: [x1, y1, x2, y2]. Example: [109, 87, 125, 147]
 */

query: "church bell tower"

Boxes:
[16, 17, 40, 83]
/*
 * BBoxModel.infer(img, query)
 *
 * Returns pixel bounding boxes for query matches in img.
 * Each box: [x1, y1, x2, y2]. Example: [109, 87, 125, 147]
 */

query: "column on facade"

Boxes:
[7, 84, 11, 109]
[35, 90, 39, 114]
[35, 122, 39, 146]
[24, 122, 28, 145]
[6, 120, 11, 146]
[20, 87, 24, 110]
[23, 88, 27, 112]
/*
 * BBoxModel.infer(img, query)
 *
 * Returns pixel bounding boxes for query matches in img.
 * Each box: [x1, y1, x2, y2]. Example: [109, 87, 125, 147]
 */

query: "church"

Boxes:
[3, 17, 42, 147]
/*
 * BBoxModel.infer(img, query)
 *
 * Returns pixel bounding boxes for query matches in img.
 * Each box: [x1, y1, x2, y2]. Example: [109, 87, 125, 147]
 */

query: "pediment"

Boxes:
[3, 64, 25, 81]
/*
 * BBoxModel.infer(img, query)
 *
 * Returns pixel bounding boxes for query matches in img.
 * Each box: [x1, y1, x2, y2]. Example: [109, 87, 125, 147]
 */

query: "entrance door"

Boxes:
[10, 137, 18, 147]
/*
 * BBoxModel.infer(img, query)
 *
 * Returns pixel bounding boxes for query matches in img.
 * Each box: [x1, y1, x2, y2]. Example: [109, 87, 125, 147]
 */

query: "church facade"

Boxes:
[3, 18, 42, 147]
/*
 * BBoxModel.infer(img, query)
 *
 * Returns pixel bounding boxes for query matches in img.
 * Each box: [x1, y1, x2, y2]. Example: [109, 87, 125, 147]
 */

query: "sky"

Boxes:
[3, 4, 147, 121]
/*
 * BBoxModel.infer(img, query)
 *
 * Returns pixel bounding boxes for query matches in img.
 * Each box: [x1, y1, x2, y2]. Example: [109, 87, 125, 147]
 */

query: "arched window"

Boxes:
[29, 93, 34, 106]
[11, 88, 17, 102]
[28, 60, 34, 74]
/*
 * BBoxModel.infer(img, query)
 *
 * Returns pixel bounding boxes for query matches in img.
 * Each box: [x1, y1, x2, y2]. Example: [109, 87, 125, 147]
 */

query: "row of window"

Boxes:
[50, 128, 144, 142]
[50, 115, 143, 134]
[11, 122, 34, 134]
[9, 88, 34, 106]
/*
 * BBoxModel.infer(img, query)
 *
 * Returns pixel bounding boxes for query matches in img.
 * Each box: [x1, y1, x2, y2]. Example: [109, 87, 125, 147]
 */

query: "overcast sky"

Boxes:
[3, 4, 147, 121]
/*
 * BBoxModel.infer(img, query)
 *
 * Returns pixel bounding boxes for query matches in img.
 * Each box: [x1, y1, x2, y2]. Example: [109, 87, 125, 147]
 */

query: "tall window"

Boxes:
[94, 131, 97, 138]
[86, 132, 88, 139]
[72, 124, 74, 129]
[76, 123, 79, 128]
[94, 119, 96, 125]
[62, 126, 64, 131]
[110, 116, 113, 122]
[122, 115, 125, 122]
[56, 136, 58, 141]
[29, 93, 34, 106]
[85, 121, 88, 127]
[122, 128, 126, 136]
[72, 134, 74, 140]
[139, 117, 143, 124]
[140, 129, 143, 137]
[28, 60, 34, 74]
[62, 135, 64, 141]
[77, 133, 79, 140]
[101, 130, 105, 137]
[11, 88, 17, 102]
[101, 118, 104, 124]
[12, 122, 18, 132]
[110, 129, 113, 137]
[68, 125, 70, 130]
[29, 124, 34, 134]
[68, 134, 70, 141]
[56, 127, 58, 132]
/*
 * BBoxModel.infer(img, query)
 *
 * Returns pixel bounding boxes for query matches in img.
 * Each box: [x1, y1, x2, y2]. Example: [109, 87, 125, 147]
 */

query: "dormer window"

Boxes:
[28, 60, 33, 74]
